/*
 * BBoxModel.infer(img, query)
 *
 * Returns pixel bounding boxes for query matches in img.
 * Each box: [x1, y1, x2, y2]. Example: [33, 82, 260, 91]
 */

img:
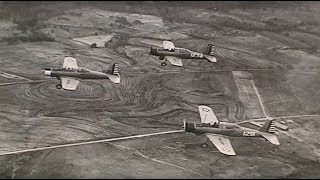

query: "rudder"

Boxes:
[112, 63, 120, 76]
[204, 44, 215, 56]
[106, 63, 120, 84]
[259, 119, 276, 133]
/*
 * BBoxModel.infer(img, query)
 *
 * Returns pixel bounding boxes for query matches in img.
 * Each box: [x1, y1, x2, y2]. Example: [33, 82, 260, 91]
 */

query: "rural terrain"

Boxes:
[0, 1, 319, 178]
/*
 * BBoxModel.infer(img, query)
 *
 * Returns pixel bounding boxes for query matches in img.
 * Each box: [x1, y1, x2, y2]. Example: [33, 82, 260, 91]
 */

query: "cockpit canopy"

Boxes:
[195, 123, 219, 128]
[175, 48, 191, 54]
[77, 67, 91, 72]
[44, 67, 52, 71]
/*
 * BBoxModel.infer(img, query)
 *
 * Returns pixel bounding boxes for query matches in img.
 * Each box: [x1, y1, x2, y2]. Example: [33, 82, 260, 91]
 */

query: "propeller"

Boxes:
[42, 68, 52, 76]
[182, 119, 186, 130]
[149, 46, 153, 56]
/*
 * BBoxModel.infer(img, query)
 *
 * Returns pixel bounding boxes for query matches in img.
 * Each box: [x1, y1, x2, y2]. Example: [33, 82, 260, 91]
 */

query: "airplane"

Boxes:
[182, 105, 280, 156]
[42, 57, 120, 91]
[149, 40, 217, 67]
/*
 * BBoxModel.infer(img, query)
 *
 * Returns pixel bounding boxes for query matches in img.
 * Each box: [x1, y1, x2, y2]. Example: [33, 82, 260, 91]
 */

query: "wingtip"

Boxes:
[182, 119, 186, 130]
[223, 151, 236, 156]
[274, 141, 280, 146]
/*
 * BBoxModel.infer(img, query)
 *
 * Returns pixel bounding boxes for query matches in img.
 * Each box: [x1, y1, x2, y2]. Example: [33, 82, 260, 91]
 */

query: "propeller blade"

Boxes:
[149, 46, 152, 56]
[182, 119, 186, 130]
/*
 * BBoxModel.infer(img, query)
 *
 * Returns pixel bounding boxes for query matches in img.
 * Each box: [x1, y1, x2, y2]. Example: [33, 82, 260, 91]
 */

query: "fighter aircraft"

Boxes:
[149, 40, 217, 67]
[182, 105, 280, 156]
[42, 57, 120, 91]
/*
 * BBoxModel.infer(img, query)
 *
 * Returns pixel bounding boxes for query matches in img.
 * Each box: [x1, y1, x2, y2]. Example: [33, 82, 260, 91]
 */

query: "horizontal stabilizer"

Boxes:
[204, 54, 217, 62]
[261, 133, 280, 145]
[106, 74, 120, 84]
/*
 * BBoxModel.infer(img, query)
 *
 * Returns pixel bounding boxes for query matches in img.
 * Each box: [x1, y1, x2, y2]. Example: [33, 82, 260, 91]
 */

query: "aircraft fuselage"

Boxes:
[185, 122, 264, 138]
[43, 68, 111, 80]
[150, 46, 206, 59]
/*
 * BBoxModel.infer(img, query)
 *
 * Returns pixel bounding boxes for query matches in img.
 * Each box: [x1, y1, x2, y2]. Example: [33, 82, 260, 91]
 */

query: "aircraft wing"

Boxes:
[63, 57, 78, 70]
[198, 105, 219, 124]
[61, 77, 80, 91]
[163, 41, 175, 51]
[206, 133, 236, 156]
[166, 56, 183, 67]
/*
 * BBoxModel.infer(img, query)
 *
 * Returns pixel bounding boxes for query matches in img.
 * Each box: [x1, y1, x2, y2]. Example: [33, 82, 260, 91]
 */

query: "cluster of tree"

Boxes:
[2, 31, 55, 45]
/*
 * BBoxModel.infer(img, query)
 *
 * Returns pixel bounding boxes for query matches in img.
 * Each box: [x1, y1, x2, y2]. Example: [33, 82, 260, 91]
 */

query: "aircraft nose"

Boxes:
[182, 119, 187, 131]
[42, 70, 52, 76]
[149, 46, 157, 55]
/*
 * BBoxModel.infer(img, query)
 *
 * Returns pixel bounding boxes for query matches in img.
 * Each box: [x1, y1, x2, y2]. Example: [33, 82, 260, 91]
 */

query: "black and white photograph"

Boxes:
[0, 1, 319, 178]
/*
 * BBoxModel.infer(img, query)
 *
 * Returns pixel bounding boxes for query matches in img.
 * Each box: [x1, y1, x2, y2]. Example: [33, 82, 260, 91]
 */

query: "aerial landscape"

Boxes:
[0, 1, 319, 178]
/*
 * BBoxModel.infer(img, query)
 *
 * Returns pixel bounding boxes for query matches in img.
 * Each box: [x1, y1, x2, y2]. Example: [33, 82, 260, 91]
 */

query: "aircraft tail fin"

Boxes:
[259, 119, 276, 134]
[259, 119, 280, 145]
[111, 63, 120, 76]
[203, 44, 217, 62]
[204, 44, 215, 56]
[106, 63, 120, 84]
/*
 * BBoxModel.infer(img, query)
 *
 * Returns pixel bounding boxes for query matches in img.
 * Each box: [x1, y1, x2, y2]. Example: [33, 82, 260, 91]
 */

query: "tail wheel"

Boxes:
[56, 84, 62, 89]
[201, 143, 208, 148]
[161, 62, 167, 66]
[159, 56, 165, 60]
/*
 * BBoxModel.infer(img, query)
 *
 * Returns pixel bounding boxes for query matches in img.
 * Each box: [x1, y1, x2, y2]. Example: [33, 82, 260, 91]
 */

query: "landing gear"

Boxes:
[160, 57, 167, 66]
[201, 137, 209, 148]
[201, 143, 209, 148]
[56, 84, 62, 89]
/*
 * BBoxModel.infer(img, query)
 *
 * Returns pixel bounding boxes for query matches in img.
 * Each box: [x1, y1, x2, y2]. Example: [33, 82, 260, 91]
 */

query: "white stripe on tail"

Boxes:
[259, 119, 280, 145]
[112, 63, 120, 76]
[106, 63, 120, 84]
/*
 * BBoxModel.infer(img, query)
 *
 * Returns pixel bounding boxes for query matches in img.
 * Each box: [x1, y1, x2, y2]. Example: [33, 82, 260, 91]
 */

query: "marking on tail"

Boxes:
[209, 45, 215, 56]
[259, 119, 276, 134]
[268, 120, 276, 133]
[112, 63, 120, 76]
[204, 44, 215, 56]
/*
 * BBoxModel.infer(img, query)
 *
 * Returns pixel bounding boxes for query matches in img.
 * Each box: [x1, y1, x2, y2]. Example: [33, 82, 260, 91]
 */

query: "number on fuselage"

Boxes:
[243, 131, 255, 136]
[191, 52, 203, 58]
